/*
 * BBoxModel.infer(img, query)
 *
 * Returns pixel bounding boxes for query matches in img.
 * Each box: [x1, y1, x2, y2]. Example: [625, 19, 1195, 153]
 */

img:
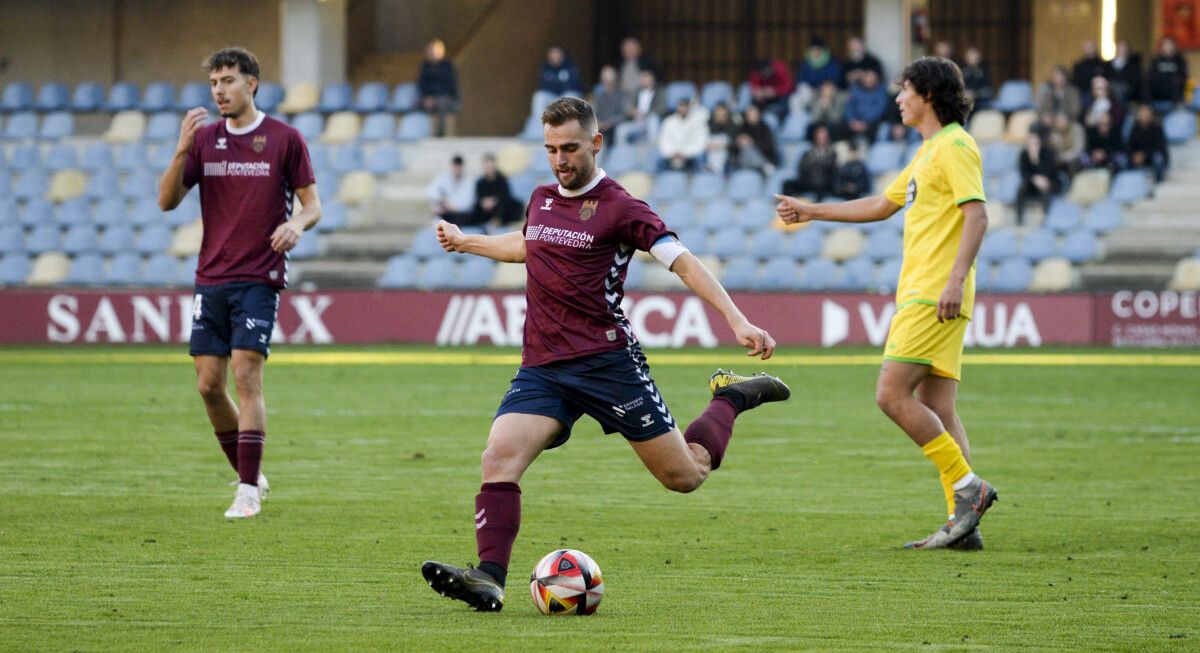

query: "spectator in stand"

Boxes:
[732, 104, 779, 175]
[539, 46, 582, 96]
[842, 37, 884, 88]
[1106, 40, 1143, 105]
[845, 68, 890, 144]
[960, 46, 994, 109]
[797, 36, 843, 91]
[427, 154, 475, 225]
[833, 141, 872, 200]
[470, 153, 523, 227]
[657, 99, 709, 172]
[748, 58, 795, 122]
[615, 69, 666, 145]
[1147, 37, 1189, 108]
[1015, 131, 1060, 226]
[419, 39, 461, 137]
[806, 80, 848, 142]
[1084, 111, 1124, 172]
[1126, 104, 1170, 182]
[1047, 110, 1086, 175]
[1083, 76, 1124, 128]
[591, 65, 628, 146]
[1071, 40, 1108, 99]
[1035, 66, 1083, 122]
[782, 124, 837, 199]
[618, 36, 658, 98]
[932, 40, 954, 61]
[705, 102, 740, 173]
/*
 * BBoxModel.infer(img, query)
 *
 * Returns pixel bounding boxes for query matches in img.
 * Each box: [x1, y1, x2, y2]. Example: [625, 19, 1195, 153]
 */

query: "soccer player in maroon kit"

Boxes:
[422, 97, 791, 611]
[157, 47, 321, 519]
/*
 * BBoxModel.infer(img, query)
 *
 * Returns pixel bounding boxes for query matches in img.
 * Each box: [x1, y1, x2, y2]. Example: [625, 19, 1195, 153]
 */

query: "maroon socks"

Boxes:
[475, 481, 521, 586]
[215, 430, 239, 470]
[684, 397, 739, 470]
[236, 430, 265, 486]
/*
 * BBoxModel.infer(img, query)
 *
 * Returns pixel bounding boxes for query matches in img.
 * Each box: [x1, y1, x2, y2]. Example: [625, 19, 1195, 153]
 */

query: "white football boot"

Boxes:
[229, 473, 269, 501]
[224, 483, 261, 519]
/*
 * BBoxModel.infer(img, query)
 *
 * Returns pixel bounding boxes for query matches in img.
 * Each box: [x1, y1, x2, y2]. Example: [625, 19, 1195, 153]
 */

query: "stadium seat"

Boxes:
[62, 224, 100, 255]
[389, 82, 420, 113]
[739, 198, 775, 229]
[3, 111, 38, 140]
[0, 225, 23, 255]
[105, 82, 140, 112]
[168, 220, 203, 256]
[365, 144, 403, 174]
[673, 227, 707, 255]
[799, 257, 839, 290]
[1109, 170, 1151, 204]
[322, 111, 361, 145]
[1085, 200, 1123, 233]
[0, 253, 31, 285]
[708, 226, 748, 258]
[839, 256, 877, 290]
[80, 142, 113, 171]
[352, 82, 389, 113]
[25, 223, 61, 255]
[700, 199, 736, 231]
[176, 82, 215, 112]
[1060, 229, 1099, 263]
[747, 230, 789, 260]
[1020, 229, 1058, 262]
[1, 82, 35, 112]
[330, 143, 364, 174]
[689, 171, 725, 201]
[102, 252, 141, 285]
[291, 112, 324, 142]
[699, 81, 734, 111]
[26, 251, 70, 285]
[788, 226, 823, 259]
[992, 80, 1033, 112]
[133, 196, 171, 227]
[1163, 109, 1196, 144]
[289, 232, 321, 259]
[0, 179, 12, 211]
[71, 82, 106, 112]
[20, 198, 53, 229]
[177, 256, 198, 286]
[726, 170, 764, 202]
[735, 82, 752, 112]
[92, 196, 127, 227]
[255, 82, 284, 113]
[1044, 199, 1084, 233]
[1003, 109, 1037, 143]
[822, 227, 865, 262]
[145, 112, 181, 142]
[397, 112, 433, 141]
[651, 171, 688, 203]
[9, 143, 40, 170]
[876, 256, 903, 292]
[985, 171, 1021, 204]
[457, 256, 496, 288]
[63, 252, 104, 285]
[359, 112, 396, 141]
[56, 198, 90, 228]
[1029, 256, 1074, 291]
[141, 253, 179, 285]
[408, 227, 443, 259]
[1168, 257, 1200, 291]
[778, 111, 810, 143]
[85, 167, 119, 202]
[103, 111, 147, 144]
[139, 82, 175, 112]
[968, 109, 1005, 143]
[495, 144, 532, 177]
[318, 83, 353, 113]
[314, 200, 347, 233]
[14, 169, 48, 200]
[662, 201, 697, 230]
[115, 142, 149, 172]
[336, 171, 376, 205]
[757, 255, 801, 291]
[981, 142, 1020, 176]
[720, 256, 758, 290]
[45, 143, 78, 171]
[617, 171, 652, 200]
[866, 141, 906, 176]
[135, 224, 173, 255]
[33, 82, 70, 112]
[863, 229, 902, 262]
[1066, 168, 1112, 205]
[603, 146, 640, 176]
[378, 254, 419, 288]
[664, 81, 698, 107]
[98, 224, 136, 255]
[38, 111, 74, 140]
[122, 170, 158, 200]
[991, 257, 1033, 291]
[417, 256, 458, 289]
[278, 82, 319, 114]
[489, 261, 526, 289]
[978, 229, 1018, 264]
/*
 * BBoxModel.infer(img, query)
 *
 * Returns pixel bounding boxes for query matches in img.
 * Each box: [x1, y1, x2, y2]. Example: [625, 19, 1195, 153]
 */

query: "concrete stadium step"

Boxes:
[1079, 263, 1176, 290]
[290, 260, 386, 289]
[1102, 229, 1200, 259]
[322, 230, 410, 260]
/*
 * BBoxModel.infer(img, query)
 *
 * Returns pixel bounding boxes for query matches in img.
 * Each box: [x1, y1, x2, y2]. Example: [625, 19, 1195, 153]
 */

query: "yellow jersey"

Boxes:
[884, 122, 985, 319]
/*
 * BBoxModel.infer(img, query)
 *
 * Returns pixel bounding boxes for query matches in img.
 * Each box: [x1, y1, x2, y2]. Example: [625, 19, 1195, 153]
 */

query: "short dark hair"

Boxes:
[204, 47, 261, 96]
[540, 96, 597, 134]
[900, 57, 973, 127]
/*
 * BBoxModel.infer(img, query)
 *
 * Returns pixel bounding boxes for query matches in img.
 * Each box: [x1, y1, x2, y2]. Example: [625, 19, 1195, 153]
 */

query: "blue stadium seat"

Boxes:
[1163, 109, 1196, 144]
[1109, 170, 1151, 204]
[992, 80, 1033, 112]
[623, 259, 646, 289]
[518, 114, 543, 141]
[290, 232, 321, 259]
[417, 257, 458, 289]
[34, 83, 70, 112]
[720, 256, 758, 290]
[25, 223, 61, 255]
[738, 198, 775, 229]
[783, 142, 811, 172]
[799, 258, 839, 290]
[255, 82, 284, 113]
[397, 112, 433, 141]
[839, 256, 877, 290]
[389, 82, 420, 113]
[93, 197, 127, 227]
[291, 112, 324, 142]
[1044, 199, 1084, 233]
[700, 199, 736, 231]
[3, 111, 38, 140]
[778, 111, 810, 143]
[115, 142, 149, 172]
[664, 81, 698, 108]
[726, 170, 764, 202]
[353, 82, 389, 113]
[378, 255, 419, 288]
[140, 82, 175, 112]
[85, 168, 119, 201]
[757, 255, 802, 290]
[104, 252, 142, 285]
[331, 144, 364, 174]
[674, 227, 708, 255]
[981, 142, 1020, 176]
[169, 195, 200, 227]
[365, 144, 403, 174]
[145, 112, 181, 142]
[81, 142, 114, 171]
[602, 146, 639, 176]
[0, 253, 31, 284]
[65, 253, 104, 285]
[1020, 229, 1058, 262]
[978, 229, 1018, 263]
[863, 229, 903, 262]
[62, 224, 100, 255]
[105, 82, 140, 112]
[10, 143, 40, 169]
[985, 171, 1021, 204]
[1085, 199, 1122, 233]
[0, 176, 11, 205]
[14, 170, 47, 200]
[123, 171, 159, 199]
[56, 198, 91, 227]
[689, 171, 725, 201]
[866, 141, 906, 175]
[314, 200, 347, 233]
[457, 256, 496, 288]
[37, 111, 73, 140]
[661, 201, 697, 230]
[177, 256, 198, 286]
[99, 225, 135, 255]
[128, 197, 163, 227]
[876, 256, 903, 293]
[0, 225, 23, 255]
[360, 112, 396, 141]
[735, 82, 752, 112]
[45, 143, 78, 170]
[992, 257, 1033, 291]
[141, 253, 179, 285]
[318, 83, 353, 113]
[306, 142, 331, 171]
[134, 224, 173, 255]
[651, 171, 688, 203]
[1060, 229, 1099, 263]
[176, 82, 213, 112]
[509, 171, 547, 201]
[700, 81, 735, 111]
[1, 82, 34, 112]
[71, 82, 105, 112]
[747, 229, 789, 260]
[20, 198, 53, 228]
[408, 227, 443, 259]
[708, 226, 747, 258]
[788, 227, 823, 259]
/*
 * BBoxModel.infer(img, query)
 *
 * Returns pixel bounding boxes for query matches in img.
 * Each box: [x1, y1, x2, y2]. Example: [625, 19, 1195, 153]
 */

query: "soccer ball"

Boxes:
[529, 549, 604, 616]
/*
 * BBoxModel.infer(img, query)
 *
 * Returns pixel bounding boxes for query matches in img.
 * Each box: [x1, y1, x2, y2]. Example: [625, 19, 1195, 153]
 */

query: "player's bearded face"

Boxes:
[544, 121, 601, 190]
[209, 67, 255, 119]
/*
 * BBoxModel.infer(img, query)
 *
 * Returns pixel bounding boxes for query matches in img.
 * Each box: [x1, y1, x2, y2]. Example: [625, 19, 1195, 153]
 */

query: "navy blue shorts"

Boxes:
[189, 282, 280, 358]
[495, 348, 678, 449]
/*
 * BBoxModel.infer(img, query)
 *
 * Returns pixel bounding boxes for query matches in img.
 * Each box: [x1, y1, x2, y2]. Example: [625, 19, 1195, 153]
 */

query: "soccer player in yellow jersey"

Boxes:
[776, 57, 998, 549]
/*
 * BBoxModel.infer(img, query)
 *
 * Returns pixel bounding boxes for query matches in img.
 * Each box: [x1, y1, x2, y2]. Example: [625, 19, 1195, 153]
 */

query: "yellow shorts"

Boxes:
[883, 302, 969, 381]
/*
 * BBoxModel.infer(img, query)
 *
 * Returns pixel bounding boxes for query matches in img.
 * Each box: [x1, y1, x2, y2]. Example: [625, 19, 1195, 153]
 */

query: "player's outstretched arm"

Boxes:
[670, 252, 775, 360]
[271, 184, 322, 253]
[775, 194, 900, 226]
[937, 200, 988, 322]
[436, 220, 526, 263]
[158, 107, 207, 211]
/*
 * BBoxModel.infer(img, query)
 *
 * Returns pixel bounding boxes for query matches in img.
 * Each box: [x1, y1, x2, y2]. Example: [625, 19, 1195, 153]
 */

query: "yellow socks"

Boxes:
[922, 433, 972, 517]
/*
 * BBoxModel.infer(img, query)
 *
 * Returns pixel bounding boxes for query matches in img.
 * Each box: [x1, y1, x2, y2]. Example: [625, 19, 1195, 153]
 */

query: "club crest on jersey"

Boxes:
[252, 135, 267, 153]
[579, 200, 598, 221]
[540, 198, 554, 211]
[215, 137, 228, 150]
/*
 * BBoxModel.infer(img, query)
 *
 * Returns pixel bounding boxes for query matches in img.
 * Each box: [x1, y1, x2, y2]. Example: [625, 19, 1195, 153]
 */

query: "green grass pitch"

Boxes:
[0, 346, 1197, 651]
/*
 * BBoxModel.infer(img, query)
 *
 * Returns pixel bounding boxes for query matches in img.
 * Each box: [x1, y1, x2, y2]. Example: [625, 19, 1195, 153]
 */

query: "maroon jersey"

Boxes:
[522, 172, 674, 367]
[182, 113, 315, 288]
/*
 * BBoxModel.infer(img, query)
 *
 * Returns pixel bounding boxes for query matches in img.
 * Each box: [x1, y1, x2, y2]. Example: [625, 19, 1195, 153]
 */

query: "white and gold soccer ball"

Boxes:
[529, 549, 604, 616]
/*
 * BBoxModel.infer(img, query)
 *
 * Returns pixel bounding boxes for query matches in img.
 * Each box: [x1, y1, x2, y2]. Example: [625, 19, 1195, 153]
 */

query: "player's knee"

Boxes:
[480, 443, 520, 480]
[875, 385, 902, 417]
[196, 376, 225, 402]
[232, 367, 262, 397]
[661, 467, 705, 493]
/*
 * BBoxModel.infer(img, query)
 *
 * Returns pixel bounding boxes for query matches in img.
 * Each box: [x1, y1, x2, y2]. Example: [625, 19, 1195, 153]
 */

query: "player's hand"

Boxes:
[270, 219, 304, 253]
[937, 283, 964, 323]
[176, 107, 208, 156]
[774, 194, 814, 225]
[732, 320, 776, 360]
[436, 220, 466, 253]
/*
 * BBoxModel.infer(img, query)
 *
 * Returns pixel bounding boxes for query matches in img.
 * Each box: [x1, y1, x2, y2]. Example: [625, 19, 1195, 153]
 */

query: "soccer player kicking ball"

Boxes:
[777, 57, 998, 550]
[158, 48, 321, 519]
[422, 97, 790, 611]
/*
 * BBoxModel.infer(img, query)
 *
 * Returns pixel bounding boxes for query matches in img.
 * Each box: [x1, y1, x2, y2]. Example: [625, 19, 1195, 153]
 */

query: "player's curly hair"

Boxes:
[203, 47, 261, 96]
[541, 96, 598, 134]
[900, 57, 973, 127]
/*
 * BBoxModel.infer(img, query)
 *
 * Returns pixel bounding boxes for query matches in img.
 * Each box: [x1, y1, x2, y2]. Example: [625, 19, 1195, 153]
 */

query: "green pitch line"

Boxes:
[1, 349, 1198, 366]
